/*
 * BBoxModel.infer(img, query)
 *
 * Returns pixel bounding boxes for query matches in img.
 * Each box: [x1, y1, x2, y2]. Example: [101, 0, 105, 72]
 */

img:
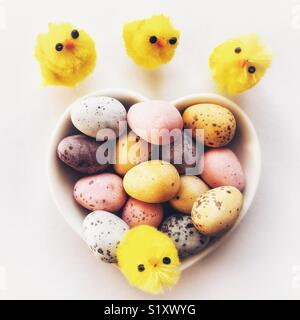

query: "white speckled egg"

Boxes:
[82, 211, 129, 263]
[71, 96, 127, 140]
[160, 215, 210, 258]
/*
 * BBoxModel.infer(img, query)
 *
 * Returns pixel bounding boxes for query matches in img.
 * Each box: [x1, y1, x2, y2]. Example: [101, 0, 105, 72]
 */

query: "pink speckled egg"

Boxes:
[74, 173, 127, 212]
[201, 148, 245, 191]
[122, 198, 164, 228]
[127, 100, 183, 145]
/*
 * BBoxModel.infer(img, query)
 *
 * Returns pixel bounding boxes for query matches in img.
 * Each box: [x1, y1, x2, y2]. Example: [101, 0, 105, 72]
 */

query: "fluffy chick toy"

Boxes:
[123, 15, 180, 69]
[116, 225, 181, 294]
[209, 34, 272, 95]
[35, 23, 97, 87]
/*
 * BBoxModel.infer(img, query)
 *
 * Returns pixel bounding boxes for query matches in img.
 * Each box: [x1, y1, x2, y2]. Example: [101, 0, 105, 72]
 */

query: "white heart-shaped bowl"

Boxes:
[47, 89, 261, 271]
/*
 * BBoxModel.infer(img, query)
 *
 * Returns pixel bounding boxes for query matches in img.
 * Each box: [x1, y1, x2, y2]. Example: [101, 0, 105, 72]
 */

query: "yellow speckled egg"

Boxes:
[169, 176, 209, 214]
[114, 132, 150, 176]
[183, 104, 236, 147]
[123, 160, 180, 203]
[191, 186, 243, 236]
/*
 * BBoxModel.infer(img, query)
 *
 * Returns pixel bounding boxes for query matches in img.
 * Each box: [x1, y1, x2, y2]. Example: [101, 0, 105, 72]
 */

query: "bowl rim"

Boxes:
[47, 88, 261, 272]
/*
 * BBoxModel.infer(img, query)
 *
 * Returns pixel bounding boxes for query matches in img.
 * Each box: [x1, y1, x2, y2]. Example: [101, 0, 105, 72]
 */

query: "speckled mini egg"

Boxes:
[57, 134, 108, 174]
[192, 186, 243, 236]
[82, 211, 129, 263]
[169, 176, 209, 214]
[123, 160, 181, 203]
[122, 198, 164, 228]
[127, 100, 183, 145]
[183, 104, 236, 147]
[114, 132, 151, 176]
[71, 96, 127, 140]
[160, 215, 210, 258]
[74, 173, 127, 212]
[201, 148, 245, 191]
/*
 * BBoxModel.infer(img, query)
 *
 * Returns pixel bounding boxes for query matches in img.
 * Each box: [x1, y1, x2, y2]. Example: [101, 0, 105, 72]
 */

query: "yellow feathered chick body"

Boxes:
[35, 23, 97, 87]
[209, 34, 272, 95]
[116, 225, 181, 294]
[123, 15, 180, 69]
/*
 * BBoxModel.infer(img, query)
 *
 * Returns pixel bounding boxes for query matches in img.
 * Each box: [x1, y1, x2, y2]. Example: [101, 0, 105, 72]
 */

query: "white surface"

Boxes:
[0, 0, 299, 300]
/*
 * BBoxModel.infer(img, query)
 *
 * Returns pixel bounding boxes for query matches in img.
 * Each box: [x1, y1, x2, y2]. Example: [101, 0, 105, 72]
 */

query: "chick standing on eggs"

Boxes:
[35, 22, 97, 87]
[116, 225, 181, 294]
[123, 15, 180, 69]
[209, 34, 272, 95]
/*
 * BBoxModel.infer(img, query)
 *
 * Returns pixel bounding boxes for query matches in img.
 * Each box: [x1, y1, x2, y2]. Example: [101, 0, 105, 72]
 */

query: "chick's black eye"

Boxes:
[248, 66, 256, 74]
[169, 37, 177, 45]
[149, 36, 157, 44]
[235, 47, 242, 54]
[71, 30, 80, 39]
[163, 257, 171, 265]
[138, 264, 145, 272]
[55, 43, 64, 52]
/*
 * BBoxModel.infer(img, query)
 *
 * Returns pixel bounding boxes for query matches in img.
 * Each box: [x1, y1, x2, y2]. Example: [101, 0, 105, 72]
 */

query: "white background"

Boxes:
[0, 0, 299, 300]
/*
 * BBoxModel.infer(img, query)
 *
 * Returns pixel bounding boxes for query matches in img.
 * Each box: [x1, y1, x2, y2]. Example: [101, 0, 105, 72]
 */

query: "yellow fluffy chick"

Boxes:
[123, 15, 180, 69]
[209, 34, 272, 95]
[35, 23, 97, 87]
[116, 225, 181, 294]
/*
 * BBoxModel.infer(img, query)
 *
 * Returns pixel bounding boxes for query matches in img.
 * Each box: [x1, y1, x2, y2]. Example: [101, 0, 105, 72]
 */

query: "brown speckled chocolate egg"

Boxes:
[122, 198, 164, 228]
[160, 215, 210, 258]
[57, 134, 108, 174]
[192, 186, 243, 236]
[183, 104, 236, 147]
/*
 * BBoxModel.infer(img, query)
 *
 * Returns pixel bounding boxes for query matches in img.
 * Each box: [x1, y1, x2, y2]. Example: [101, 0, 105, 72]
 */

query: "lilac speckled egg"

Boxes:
[83, 211, 129, 263]
[127, 100, 183, 145]
[201, 148, 245, 191]
[57, 134, 108, 174]
[74, 173, 127, 212]
[122, 198, 164, 228]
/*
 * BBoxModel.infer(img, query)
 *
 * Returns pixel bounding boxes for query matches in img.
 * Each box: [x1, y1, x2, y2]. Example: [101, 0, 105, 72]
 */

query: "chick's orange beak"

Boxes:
[65, 40, 76, 51]
[239, 59, 248, 68]
[149, 257, 160, 267]
[157, 38, 167, 48]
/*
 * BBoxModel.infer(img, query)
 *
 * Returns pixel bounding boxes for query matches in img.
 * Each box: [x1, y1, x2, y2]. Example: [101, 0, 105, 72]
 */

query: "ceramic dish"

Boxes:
[47, 89, 261, 271]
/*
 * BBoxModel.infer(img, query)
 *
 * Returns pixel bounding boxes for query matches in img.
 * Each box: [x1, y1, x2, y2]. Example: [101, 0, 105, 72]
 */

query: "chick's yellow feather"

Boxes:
[209, 34, 272, 95]
[123, 15, 180, 69]
[116, 225, 181, 294]
[35, 22, 97, 87]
